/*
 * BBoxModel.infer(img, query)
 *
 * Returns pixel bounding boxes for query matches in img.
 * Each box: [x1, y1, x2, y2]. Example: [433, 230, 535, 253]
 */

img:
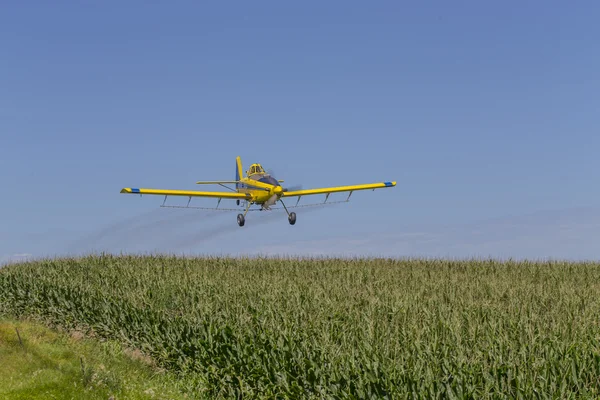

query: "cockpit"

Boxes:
[247, 163, 265, 176]
[247, 163, 280, 186]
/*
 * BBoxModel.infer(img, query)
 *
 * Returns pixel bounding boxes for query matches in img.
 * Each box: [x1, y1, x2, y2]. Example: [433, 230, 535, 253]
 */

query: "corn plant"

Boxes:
[2, 254, 600, 398]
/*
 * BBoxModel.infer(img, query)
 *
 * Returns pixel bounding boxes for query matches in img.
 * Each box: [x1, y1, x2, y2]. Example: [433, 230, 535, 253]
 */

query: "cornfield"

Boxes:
[2, 254, 600, 398]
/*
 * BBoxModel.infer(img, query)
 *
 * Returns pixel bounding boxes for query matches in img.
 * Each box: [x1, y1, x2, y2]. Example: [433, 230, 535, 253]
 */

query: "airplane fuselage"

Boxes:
[237, 174, 283, 207]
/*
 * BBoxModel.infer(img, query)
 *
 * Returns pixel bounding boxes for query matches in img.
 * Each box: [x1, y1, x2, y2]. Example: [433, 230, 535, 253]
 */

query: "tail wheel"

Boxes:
[237, 214, 245, 227]
[288, 212, 296, 225]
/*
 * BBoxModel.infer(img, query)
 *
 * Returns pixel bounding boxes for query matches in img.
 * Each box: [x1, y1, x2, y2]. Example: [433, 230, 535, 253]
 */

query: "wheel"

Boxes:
[237, 214, 245, 227]
[288, 212, 296, 225]
[236, 200, 240, 206]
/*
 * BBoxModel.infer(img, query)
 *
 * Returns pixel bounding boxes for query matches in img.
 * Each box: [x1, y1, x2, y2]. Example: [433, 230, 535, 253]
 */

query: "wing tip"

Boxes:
[384, 181, 396, 187]
[120, 188, 140, 194]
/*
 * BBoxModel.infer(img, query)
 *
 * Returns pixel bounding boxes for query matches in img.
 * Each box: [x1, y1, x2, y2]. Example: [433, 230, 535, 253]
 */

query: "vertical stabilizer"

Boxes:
[235, 156, 243, 189]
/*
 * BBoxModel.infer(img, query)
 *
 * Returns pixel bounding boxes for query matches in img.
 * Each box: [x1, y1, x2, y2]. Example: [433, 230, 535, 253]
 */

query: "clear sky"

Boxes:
[2, 1, 600, 262]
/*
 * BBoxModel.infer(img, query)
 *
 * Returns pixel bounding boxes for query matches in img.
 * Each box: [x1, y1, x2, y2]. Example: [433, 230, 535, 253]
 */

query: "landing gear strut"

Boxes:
[237, 201, 252, 227]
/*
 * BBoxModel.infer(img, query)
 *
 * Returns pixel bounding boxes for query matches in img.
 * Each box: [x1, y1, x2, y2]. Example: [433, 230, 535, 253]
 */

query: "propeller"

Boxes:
[266, 168, 302, 192]
[260, 168, 304, 210]
[284, 184, 303, 192]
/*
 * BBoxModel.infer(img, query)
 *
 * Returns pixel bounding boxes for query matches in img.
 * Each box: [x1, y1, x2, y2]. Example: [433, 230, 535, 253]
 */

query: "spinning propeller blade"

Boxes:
[267, 168, 302, 192]
[284, 184, 303, 192]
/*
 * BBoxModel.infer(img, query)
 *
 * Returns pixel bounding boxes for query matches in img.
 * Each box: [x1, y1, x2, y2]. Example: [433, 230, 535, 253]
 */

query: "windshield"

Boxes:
[258, 176, 280, 186]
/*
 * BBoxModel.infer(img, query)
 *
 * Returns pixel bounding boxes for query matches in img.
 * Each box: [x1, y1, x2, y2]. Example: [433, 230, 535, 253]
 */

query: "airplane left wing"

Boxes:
[120, 187, 250, 199]
[282, 181, 396, 197]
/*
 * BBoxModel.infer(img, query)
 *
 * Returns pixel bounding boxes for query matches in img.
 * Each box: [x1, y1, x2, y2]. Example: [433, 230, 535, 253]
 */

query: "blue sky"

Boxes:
[2, 2, 600, 262]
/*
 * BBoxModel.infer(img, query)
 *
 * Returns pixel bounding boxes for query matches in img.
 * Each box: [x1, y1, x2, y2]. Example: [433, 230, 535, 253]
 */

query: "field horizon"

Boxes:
[4, 250, 598, 267]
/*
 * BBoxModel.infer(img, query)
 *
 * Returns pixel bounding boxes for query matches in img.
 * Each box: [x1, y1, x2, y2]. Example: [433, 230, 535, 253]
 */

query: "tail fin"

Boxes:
[235, 156, 243, 189]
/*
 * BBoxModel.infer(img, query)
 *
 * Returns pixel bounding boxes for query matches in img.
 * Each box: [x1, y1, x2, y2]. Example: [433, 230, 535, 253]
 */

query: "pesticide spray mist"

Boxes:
[67, 202, 332, 257]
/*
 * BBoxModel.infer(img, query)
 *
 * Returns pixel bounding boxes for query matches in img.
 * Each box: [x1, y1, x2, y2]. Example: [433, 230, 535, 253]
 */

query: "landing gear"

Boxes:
[237, 213, 245, 227]
[237, 201, 252, 227]
[236, 199, 240, 206]
[278, 199, 296, 226]
[288, 212, 296, 225]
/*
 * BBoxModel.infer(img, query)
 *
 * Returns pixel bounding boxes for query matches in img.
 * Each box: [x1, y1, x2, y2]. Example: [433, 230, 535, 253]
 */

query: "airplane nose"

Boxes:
[273, 186, 283, 195]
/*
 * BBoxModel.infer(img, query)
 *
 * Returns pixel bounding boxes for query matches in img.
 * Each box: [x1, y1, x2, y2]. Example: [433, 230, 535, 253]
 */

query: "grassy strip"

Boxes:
[0, 318, 188, 399]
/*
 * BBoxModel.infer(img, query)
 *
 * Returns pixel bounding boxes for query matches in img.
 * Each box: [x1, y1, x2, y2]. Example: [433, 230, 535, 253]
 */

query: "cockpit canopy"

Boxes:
[247, 163, 265, 176]
[247, 162, 280, 186]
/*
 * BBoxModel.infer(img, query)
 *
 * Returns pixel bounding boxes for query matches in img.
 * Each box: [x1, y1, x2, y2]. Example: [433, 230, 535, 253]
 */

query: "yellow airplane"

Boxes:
[120, 156, 396, 226]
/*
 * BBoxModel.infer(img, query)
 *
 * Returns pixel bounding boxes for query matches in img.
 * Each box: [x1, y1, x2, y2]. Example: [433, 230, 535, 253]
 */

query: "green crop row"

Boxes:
[2, 254, 600, 398]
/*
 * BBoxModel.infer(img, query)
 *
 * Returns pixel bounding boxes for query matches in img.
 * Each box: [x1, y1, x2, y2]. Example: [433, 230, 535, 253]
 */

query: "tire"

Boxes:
[237, 214, 245, 227]
[288, 212, 296, 225]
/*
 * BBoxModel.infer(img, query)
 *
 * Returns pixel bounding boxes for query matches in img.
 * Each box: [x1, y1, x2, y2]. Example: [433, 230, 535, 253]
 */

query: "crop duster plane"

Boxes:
[120, 156, 396, 226]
